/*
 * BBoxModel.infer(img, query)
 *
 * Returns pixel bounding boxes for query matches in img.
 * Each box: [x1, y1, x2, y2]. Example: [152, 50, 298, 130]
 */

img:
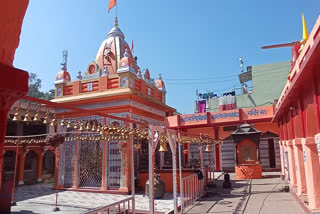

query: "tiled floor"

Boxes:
[11, 183, 179, 214]
[184, 172, 306, 214]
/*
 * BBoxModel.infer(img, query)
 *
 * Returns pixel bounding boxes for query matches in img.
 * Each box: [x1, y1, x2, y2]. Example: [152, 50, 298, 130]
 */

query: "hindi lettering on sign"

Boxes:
[180, 114, 207, 122]
[247, 108, 268, 116]
[211, 111, 239, 119]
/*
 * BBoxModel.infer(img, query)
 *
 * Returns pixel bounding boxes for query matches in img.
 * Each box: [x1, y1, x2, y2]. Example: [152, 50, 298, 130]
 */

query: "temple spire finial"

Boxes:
[115, 16, 118, 27]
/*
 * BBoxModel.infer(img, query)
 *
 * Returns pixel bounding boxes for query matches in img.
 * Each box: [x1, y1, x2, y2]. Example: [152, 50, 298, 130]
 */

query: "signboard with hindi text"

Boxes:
[242, 105, 274, 121]
[209, 109, 240, 124]
[179, 113, 207, 126]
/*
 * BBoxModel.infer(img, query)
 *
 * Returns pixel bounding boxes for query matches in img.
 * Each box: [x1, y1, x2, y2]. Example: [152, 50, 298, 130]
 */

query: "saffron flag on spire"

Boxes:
[131, 40, 134, 51]
[108, 0, 117, 13]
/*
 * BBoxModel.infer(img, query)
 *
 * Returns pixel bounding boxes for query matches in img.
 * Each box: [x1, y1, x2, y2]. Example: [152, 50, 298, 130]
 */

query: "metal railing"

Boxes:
[181, 173, 205, 212]
[84, 196, 133, 214]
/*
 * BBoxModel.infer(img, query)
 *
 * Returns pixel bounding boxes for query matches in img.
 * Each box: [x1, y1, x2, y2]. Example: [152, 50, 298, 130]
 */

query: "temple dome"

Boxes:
[119, 49, 134, 68]
[95, 17, 132, 75]
[155, 74, 165, 91]
[107, 25, 125, 39]
[55, 69, 71, 84]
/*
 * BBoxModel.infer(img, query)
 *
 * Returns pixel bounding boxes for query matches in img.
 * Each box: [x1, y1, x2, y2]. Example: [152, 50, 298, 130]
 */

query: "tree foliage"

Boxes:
[27, 73, 55, 100]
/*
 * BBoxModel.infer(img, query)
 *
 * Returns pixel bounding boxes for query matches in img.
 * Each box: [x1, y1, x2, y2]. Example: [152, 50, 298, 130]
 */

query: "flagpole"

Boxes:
[116, 0, 118, 18]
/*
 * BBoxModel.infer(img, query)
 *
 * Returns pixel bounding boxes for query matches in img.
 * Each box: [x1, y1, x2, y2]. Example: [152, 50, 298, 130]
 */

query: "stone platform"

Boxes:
[235, 164, 262, 179]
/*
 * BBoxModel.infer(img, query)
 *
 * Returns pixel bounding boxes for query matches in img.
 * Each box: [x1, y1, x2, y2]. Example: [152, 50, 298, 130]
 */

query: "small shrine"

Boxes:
[231, 123, 262, 179]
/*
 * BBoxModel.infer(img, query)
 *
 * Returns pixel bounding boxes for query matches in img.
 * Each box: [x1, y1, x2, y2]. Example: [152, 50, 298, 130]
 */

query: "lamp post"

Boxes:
[45, 133, 65, 212]
[10, 137, 19, 206]
[54, 145, 60, 212]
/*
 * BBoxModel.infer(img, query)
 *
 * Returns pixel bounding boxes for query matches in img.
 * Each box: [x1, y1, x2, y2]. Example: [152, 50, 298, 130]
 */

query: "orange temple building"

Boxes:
[273, 15, 320, 211]
[2, 1, 320, 212]
[51, 18, 175, 193]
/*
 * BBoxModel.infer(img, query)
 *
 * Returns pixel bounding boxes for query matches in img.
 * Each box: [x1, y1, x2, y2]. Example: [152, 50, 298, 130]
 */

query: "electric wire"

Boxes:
[164, 64, 290, 81]
[165, 65, 290, 85]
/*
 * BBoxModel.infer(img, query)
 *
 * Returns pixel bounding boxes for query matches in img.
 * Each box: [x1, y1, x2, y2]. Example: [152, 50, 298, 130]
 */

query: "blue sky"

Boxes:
[14, 0, 320, 114]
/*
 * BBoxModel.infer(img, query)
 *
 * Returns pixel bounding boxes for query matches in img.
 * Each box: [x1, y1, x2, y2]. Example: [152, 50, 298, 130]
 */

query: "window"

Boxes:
[87, 82, 93, 91]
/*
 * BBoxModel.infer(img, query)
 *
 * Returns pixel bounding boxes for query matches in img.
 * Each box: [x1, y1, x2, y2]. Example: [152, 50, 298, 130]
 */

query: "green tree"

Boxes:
[27, 73, 55, 100]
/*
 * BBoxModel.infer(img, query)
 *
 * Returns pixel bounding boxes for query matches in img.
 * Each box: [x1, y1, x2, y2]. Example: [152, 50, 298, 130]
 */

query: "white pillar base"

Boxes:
[37, 178, 43, 182]
[18, 181, 24, 185]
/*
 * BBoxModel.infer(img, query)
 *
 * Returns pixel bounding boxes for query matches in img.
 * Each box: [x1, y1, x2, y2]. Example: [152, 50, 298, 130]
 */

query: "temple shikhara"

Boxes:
[1, 1, 320, 213]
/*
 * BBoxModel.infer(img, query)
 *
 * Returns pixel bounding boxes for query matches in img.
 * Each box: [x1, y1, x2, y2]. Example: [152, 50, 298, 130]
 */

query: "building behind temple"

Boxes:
[195, 61, 290, 113]
[170, 61, 292, 172]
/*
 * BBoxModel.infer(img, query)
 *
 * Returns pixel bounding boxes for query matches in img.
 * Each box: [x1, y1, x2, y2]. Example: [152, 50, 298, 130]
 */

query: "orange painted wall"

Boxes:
[138, 170, 195, 193]
[302, 88, 317, 137]
[218, 126, 233, 140]
[187, 127, 215, 138]
[73, 81, 80, 95]
[185, 122, 278, 140]
[293, 107, 303, 138]
[164, 116, 178, 128]
[287, 111, 294, 140]
[253, 122, 279, 134]
[99, 76, 108, 91]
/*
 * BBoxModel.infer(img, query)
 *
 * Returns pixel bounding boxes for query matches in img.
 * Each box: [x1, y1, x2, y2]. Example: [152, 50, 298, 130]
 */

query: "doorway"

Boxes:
[268, 138, 276, 168]
[24, 151, 38, 185]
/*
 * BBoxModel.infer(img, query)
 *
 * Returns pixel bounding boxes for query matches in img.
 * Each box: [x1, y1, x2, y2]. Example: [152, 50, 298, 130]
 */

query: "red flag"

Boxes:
[131, 40, 134, 51]
[108, 0, 117, 13]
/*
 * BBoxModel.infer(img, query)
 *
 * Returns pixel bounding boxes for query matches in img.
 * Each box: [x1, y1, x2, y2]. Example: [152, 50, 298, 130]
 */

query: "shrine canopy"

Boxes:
[231, 123, 262, 145]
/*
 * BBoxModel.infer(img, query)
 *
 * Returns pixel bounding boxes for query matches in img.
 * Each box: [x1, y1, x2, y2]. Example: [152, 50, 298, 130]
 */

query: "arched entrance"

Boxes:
[42, 150, 54, 182]
[2, 151, 17, 182]
[24, 151, 38, 185]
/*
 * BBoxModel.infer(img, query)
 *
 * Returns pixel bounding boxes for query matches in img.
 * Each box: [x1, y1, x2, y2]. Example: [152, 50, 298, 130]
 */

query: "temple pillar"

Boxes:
[293, 138, 307, 196]
[286, 140, 297, 187]
[126, 139, 131, 191]
[18, 153, 25, 185]
[119, 141, 129, 191]
[215, 144, 221, 171]
[37, 152, 43, 182]
[72, 135, 78, 189]
[279, 140, 285, 179]
[101, 139, 107, 191]
[302, 136, 320, 209]
[0, 0, 30, 193]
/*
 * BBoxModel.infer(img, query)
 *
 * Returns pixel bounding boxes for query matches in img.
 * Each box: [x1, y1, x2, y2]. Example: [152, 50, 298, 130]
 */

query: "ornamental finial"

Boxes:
[115, 16, 118, 26]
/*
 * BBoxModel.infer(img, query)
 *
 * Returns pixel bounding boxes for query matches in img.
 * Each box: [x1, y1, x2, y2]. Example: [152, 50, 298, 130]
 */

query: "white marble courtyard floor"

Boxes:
[11, 183, 179, 214]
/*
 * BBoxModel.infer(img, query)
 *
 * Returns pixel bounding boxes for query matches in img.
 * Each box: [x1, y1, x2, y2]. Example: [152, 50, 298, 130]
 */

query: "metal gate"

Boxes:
[79, 138, 103, 188]
[2, 151, 16, 181]
[63, 140, 75, 187]
[107, 140, 121, 188]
